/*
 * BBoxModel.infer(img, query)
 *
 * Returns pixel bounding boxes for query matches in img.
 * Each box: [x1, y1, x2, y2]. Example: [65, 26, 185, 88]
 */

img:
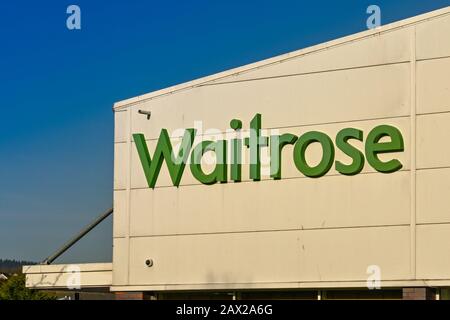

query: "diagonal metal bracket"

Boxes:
[41, 207, 113, 265]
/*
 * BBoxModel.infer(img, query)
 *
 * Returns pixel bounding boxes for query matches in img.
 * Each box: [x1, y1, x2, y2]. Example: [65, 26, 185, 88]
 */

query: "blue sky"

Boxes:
[0, 0, 448, 263]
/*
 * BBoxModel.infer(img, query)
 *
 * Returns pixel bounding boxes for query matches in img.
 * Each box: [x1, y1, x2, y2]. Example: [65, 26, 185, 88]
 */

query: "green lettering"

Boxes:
[230, 119, 243, 182]
[335, 128, 364, 175]
[270, 133, 298, 179]
[244, 114, 268, 181]
[190, 140, 227, 185]
[293, 131, 335, 178]
[133, 129, 196, 188]
[365, 125, 404, 173]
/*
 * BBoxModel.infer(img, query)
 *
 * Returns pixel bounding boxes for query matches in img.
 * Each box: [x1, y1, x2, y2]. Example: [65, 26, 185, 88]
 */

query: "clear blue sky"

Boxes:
[0, 0, 448, 264]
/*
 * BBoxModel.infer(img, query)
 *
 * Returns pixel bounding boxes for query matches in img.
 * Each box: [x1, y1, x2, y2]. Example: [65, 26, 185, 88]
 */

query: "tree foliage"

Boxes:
[0, 259, 36, 274]
[0, 274, 55, 300]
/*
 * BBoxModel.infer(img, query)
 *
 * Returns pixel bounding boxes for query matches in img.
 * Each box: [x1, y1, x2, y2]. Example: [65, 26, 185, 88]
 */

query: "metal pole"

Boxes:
[41, 207, 113, 265]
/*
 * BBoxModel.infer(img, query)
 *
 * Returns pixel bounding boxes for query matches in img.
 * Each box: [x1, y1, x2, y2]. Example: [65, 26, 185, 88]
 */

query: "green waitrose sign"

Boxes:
[133, 114, 404, 188]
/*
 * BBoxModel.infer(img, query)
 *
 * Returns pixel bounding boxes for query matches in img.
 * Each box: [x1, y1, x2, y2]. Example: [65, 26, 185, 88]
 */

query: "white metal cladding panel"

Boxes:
[27, 272, 112, 289]
[208, 27, 412, 84]
[113, 190, 127, 237]
[417, 224, 450, 279]
[416, 114, 450, 278]
[127, 117, 410, 189]
[114, 110, 128, 143]
[417, 168, 450, 224]
[24, 263, 112, 289]
[127, 226, 410, 286]
[112, 238, 128, 286]
[23, 263, 113, 274]
[417, 113, 450, 169]
[127, 63, 410, 142]
[128, 171, 410, 237]
[417, 57, 450, 115]
[114, 142, 127, 190]
[416, 13, 450, 60]
[415, 15, 450, 281]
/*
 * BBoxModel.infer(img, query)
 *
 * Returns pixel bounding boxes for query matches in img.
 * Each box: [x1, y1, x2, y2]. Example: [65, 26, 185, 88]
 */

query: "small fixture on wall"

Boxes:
[145, 259, 154, 267]
[138, 110, 152, 120]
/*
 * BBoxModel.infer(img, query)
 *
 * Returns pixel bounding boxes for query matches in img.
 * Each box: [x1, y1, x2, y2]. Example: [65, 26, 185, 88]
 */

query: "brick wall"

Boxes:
[402, 288, 436, 300]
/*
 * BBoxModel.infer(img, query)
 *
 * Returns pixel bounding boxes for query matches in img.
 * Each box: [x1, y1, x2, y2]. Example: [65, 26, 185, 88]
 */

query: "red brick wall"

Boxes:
[402, 288, 436, 300]
[115, 292, 151, 300]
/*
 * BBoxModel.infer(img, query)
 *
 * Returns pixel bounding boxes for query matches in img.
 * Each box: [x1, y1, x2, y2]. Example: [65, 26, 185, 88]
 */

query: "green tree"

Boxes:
[0, 274, 55, 300]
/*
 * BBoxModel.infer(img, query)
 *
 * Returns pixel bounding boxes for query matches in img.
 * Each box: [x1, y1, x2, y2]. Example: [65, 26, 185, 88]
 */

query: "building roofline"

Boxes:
[113, 5, 450, 111]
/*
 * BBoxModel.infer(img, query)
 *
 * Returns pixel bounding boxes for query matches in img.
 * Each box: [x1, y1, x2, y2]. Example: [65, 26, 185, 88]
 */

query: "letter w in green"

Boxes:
[133, 129, 196, 188]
